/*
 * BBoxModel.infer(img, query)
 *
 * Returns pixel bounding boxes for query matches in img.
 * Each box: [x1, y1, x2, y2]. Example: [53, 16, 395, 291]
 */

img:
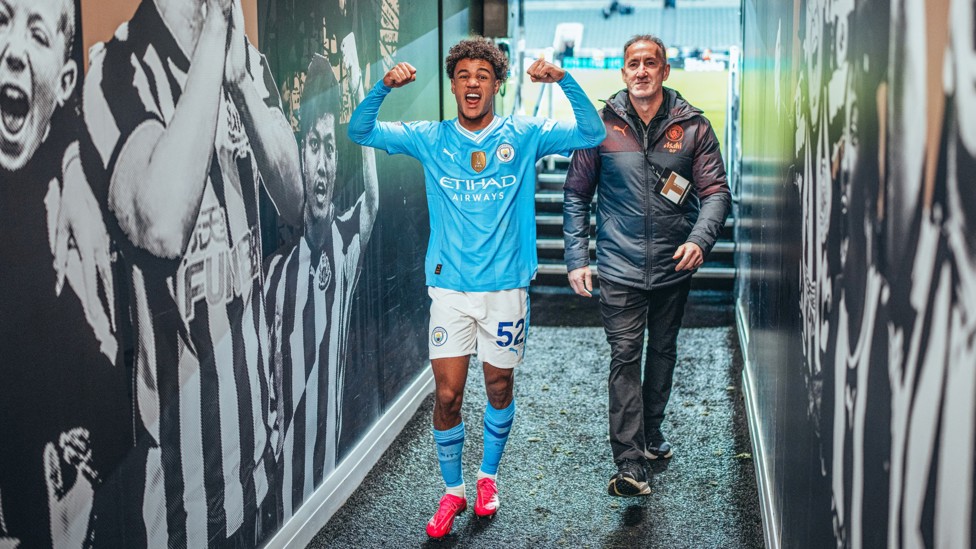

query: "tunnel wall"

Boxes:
[737, 0, 976, 546]
[0, 0, 476, 547]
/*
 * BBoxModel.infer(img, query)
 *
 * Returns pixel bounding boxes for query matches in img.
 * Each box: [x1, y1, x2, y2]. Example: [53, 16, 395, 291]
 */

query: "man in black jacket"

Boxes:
[563, 34, 731, 497]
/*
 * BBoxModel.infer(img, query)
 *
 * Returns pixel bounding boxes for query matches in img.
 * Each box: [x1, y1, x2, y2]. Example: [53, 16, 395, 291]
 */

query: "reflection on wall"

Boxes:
[739, 0, 976, 546]
[0, 0, 435, 546]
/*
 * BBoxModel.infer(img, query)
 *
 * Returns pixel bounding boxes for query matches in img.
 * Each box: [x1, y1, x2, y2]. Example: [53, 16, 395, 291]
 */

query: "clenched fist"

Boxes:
[384, 62, 417, 88]
[526, 55, 565, 83]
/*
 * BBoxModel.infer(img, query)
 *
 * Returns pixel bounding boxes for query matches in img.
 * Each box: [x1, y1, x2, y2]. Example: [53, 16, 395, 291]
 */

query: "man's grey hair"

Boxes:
[623, 35, 667, 63]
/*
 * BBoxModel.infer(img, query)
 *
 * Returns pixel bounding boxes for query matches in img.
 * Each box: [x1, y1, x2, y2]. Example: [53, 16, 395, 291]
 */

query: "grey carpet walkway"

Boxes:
[308, 325, 764, 548]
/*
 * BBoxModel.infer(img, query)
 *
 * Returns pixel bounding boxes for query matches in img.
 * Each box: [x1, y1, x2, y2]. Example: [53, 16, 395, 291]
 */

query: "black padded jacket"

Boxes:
[563, 87, 731, 290]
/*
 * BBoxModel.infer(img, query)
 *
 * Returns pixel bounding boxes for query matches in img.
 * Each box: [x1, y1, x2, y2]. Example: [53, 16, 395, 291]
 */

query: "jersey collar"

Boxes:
[454, 116, 502, 144]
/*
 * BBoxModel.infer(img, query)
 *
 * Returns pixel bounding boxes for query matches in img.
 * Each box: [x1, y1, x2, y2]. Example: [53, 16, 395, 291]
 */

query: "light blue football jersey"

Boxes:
[350, 72, 604, 291]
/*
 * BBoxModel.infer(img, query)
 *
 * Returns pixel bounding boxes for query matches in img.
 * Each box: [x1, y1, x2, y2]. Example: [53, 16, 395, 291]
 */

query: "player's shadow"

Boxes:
[420, 513, 495, 548]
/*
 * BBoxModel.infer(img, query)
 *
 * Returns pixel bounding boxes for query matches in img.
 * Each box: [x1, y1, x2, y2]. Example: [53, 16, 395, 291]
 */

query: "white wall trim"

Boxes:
[263, 366, 435, 549]
[736, 298, 780, 549]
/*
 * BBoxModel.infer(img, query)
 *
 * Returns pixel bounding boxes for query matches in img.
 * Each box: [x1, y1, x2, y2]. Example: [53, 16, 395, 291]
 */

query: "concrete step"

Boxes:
[535, 213, 737, 228]
[534, 213, 736, 239]
[536, 263, 736, 279]
[536, 238, 735, 253]
[532, 264, 735, 292]
[535, 190, 570, 203]
[537, 172, 568, 187]
[535, 238, 735, 268]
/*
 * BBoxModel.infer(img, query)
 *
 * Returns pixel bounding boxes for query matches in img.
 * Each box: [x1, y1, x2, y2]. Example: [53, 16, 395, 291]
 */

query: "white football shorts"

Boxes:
[427, 286, 529, 369]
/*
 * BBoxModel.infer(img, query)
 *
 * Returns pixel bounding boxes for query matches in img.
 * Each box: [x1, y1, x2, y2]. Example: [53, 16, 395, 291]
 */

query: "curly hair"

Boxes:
[445, 37, 509, 82]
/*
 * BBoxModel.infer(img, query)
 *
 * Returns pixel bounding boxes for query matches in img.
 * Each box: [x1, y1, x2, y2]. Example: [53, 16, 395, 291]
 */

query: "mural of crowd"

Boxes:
[0, 0, 427, 546]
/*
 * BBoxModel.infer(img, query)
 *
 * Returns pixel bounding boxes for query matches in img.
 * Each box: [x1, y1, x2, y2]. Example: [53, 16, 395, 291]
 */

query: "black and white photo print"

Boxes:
[78, 0, 302, 544]
[263, 47, 378, 523]
[0, 0, 130, 546]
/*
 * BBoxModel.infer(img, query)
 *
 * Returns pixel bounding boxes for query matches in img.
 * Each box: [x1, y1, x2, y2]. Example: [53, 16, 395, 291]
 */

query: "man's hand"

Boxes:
[673, 242, 703, 271]
[340, 33, 363, 94]
[567, 266, 593, 297]
[45, 428, 97, 548]
[52, 151, 118, 361]
[526, 55, 565, 83]
[383, 62, 417, 88]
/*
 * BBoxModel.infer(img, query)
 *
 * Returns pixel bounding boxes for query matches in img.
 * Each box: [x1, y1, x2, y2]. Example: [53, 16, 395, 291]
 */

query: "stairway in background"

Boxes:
[532, 156, 736, 293]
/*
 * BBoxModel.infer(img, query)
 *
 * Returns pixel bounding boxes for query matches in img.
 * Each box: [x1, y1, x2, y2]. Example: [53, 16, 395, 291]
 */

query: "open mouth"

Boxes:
[464, 93, 481, 107]
[314, 181, 327, 204]
[0, 84, 29, 136]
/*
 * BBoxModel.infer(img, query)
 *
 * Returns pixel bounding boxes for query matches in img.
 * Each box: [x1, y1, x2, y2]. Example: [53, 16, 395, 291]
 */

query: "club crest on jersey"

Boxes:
[471, 151, 487, 173]
[496, 143, 515, 163]
[315, 252, 332, 290]
[431, 326, 448, 346]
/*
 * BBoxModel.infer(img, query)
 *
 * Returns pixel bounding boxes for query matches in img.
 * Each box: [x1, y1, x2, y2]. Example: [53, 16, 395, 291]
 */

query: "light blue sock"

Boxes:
[480, 400, 516, 476]
[433, 422, 465, 489]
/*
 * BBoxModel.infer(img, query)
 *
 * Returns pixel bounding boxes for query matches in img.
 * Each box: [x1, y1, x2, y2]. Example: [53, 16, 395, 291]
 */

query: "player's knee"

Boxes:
[435, 387, 464, 416]
[485, 377, 514, 408]
[486, 389, 513, 410]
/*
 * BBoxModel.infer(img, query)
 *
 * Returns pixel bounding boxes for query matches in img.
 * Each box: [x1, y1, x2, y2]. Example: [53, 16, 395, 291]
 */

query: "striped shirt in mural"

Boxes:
[80, 1, 279, 545]
[264, 199, 365, 518]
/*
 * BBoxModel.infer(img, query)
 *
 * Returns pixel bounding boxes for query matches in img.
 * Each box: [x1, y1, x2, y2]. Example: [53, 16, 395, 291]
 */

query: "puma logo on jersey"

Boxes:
[612, 125, 628, 136]
[442, 148, 458, 161]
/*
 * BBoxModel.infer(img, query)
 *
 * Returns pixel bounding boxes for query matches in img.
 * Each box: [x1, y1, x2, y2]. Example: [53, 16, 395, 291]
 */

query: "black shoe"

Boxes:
[607, 458, 650, 497]
[645, 440, 673, 460]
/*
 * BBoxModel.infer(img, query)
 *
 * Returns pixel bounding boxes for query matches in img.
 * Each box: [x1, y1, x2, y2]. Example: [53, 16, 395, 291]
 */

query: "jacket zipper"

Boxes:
[605, 99, 698, 288]
[642, 124, 650, 286]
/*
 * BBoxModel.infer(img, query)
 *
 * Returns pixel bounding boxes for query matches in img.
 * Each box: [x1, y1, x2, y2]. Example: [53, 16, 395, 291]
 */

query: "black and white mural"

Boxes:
[0, 0, 132, 545]
[739, 0, 976, 546]
[0, 0, 435, 546]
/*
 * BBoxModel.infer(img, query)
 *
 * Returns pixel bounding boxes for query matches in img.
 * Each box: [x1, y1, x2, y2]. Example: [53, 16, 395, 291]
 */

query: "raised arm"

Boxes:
[348, 62, 416, 151]
[558, 72, 606, 148]
[225, 1, 302, 227]
[341, 33, 378, 244]
[104, 0, 230, 259]
[527, 58, 606, 156]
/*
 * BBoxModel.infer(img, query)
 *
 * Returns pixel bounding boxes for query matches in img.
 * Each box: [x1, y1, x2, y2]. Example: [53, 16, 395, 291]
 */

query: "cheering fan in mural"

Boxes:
[264, 37, 378, 519]
[79, 0, 302, 543]
[0, 0, 114, 345]
[0, 0, 132, 546]
[350, 37, 604, 538]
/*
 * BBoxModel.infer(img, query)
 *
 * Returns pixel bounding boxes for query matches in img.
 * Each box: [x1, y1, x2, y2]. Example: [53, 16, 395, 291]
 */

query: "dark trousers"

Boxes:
[600, 277, 691, 462]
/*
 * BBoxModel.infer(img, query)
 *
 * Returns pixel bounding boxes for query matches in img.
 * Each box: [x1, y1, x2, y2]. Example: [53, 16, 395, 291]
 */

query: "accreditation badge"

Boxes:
[471, 151, 487, 173]
[653, 167, 692, 205]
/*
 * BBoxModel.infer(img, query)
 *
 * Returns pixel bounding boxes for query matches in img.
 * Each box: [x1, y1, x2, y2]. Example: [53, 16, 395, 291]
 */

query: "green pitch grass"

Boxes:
[502, 69, 730, 156]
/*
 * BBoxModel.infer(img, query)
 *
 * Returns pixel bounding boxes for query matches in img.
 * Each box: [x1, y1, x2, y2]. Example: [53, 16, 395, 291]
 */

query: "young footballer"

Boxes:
[349, 37, 604, 538]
